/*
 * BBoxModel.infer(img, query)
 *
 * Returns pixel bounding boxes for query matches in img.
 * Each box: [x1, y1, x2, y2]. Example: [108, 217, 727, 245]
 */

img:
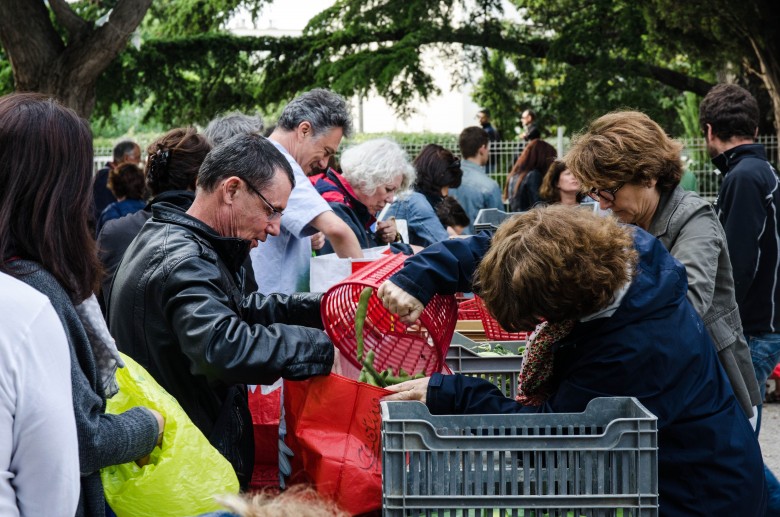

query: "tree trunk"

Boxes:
[750, 38, 780, 142]
[0, 0, 152, 118]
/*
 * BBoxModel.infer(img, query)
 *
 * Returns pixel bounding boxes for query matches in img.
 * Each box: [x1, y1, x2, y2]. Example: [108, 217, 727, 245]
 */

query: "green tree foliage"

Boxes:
[2, 0, 779, 139]
[249, 0, 718, 135]
[642, 0, 780, 135]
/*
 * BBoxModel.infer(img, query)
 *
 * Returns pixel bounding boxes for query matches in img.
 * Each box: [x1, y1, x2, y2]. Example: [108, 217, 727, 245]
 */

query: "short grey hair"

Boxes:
[197, 133, 294, 193]
[204, 111, 265, 146]
[276, 88, 353, 138]
[340, 138, 416, 196]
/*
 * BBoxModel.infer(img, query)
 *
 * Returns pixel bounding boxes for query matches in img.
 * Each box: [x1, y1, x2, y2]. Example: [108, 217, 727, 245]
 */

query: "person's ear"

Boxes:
[297, 121, 312, 140]
[222, 176, 241, 204]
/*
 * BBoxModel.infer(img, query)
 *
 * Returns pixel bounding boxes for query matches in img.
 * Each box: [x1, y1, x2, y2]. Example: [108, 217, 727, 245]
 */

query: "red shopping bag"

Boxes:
[247, 384, 281, 490]
[284, 373, 391, 516]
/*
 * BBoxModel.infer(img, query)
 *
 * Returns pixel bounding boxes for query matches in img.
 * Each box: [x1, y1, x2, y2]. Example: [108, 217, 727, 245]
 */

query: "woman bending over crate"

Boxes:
[379, 205, 766, 516]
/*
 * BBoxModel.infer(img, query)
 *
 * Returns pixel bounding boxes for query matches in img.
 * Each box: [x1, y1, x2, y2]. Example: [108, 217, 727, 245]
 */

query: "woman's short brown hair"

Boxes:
[474, 205, 637, 331]
[108, 162, 146, 200]
[565, 111, 683, 193]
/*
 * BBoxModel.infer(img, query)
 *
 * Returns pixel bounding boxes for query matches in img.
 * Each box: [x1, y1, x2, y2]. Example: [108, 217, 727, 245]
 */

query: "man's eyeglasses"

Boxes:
[587, 183, 625, 203]
[244, 180, 283, 221]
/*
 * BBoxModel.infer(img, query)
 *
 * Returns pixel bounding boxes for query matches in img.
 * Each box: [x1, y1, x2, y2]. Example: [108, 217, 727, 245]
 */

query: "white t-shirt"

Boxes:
[0, 272, 79, 517]
[251, 140, 331, 294]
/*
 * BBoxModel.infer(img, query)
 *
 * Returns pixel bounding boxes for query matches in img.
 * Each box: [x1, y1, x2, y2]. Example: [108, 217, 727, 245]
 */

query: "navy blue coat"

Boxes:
[390, 229, 766, 516]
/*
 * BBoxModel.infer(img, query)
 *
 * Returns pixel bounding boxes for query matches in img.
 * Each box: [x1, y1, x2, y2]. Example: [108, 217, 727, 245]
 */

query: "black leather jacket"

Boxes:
[107, 202, 333, 487]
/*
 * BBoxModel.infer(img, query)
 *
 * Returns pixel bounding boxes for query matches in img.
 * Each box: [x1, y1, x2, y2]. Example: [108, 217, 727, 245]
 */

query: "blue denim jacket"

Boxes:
[384, 191, 449, 247]
[449, 160, 504, 234]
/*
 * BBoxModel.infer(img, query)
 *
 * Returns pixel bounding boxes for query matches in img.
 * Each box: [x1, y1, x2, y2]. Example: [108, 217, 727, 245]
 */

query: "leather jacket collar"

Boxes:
[145, 189, 195, 211]
[151, 202, 251, 272]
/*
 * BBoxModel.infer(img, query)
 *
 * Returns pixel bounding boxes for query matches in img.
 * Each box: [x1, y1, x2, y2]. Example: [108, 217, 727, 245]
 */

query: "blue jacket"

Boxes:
[96, 198, 145, 237]
[311, 169, 412, 255]
[713, 143, 780, 334]
[390, 229, 766, 516]
[384, 191, 450, 247]
[448, 160, 504, 234]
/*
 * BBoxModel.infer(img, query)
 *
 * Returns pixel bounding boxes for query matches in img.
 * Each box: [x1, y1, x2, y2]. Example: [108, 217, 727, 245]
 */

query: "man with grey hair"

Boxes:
[252, 88, 363, 294]
[204, 111, 265, 146]
[108, 133, 334, 489]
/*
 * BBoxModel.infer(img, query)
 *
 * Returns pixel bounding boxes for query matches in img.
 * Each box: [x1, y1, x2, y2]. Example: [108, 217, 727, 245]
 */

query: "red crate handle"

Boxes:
[321, 254, 457, 376]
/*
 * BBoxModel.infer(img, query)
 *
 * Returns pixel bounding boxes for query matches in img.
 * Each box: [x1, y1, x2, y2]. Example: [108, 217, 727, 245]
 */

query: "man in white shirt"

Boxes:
[0, 271, 79, 517]
[252, 89, 363, 294]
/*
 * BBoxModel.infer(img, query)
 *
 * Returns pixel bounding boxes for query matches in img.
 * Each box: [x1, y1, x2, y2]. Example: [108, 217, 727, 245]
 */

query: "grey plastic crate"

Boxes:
[474, 208, 520, 233]
[445, 343, 524, 399]
[381, 397, 659, 517]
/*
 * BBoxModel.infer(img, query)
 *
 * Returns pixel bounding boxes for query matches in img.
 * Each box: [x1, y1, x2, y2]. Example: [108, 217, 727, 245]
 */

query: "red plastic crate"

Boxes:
[457, 297, 482, 320]
[474, 295, 529, 341]
[321, 253, 458, 376]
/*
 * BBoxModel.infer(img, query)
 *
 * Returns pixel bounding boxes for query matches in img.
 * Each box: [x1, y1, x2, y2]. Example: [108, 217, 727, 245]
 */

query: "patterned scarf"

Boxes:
[516, 319, 575, 406]
[74, 294, 125, 397]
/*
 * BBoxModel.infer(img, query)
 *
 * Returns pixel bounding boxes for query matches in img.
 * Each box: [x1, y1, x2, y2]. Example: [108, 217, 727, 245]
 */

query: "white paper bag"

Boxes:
[309, 245, 390, 293]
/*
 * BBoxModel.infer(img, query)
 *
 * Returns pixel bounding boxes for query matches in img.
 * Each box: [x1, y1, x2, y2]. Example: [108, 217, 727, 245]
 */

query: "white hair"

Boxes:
[339, 138, 416, 196]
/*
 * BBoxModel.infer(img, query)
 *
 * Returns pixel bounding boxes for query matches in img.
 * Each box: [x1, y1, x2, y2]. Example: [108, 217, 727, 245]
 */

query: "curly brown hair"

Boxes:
[473, 205, 637, 331]
[565, 111, 683, 194]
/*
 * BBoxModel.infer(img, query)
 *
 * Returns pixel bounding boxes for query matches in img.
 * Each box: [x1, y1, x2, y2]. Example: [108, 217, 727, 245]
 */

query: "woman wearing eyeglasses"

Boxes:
[565, 110, 760, 421]
[310, 138, 416, 253]
[378, 205, 766, 516]
[384, 144, 464, 247]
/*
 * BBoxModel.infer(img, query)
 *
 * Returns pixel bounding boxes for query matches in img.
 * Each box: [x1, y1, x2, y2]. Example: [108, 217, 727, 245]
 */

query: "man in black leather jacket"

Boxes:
[107, 134, 334, 488]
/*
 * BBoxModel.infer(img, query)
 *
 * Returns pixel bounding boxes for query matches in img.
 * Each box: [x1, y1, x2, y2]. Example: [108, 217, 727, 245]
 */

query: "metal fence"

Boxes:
[94, 135, 779, 202]
[395, 135, 779, 203]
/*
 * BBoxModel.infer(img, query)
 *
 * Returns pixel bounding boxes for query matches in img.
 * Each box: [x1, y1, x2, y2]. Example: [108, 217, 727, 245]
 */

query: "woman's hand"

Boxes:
[136, 408, 165, 467]
[310, 231, 326, 251]
[376, 217, 398, 243]
[382, 377, 430, 403]
[378, 280, 424, 324]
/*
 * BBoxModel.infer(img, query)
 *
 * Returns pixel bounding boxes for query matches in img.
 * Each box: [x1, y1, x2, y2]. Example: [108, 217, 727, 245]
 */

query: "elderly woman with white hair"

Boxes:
[310, 138, 416, 254]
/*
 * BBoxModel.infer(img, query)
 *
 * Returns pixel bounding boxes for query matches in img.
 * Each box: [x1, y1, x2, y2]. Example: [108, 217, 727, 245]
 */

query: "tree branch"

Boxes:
[62, 0, 153, 84]
[49, 0, 88, 39]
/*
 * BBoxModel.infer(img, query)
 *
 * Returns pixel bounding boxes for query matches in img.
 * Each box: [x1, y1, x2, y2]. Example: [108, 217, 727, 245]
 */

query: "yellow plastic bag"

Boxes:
[101, 353, 239, 517]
